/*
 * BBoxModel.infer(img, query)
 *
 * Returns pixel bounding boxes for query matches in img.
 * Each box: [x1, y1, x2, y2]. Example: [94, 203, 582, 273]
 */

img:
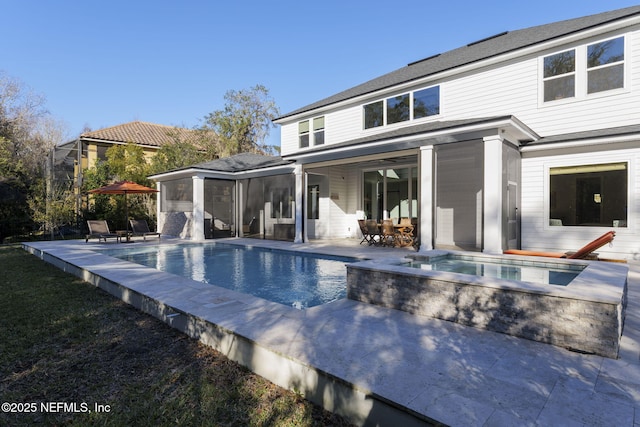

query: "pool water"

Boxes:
[100, 243, 354, 309]
[403, 256, 584, 286]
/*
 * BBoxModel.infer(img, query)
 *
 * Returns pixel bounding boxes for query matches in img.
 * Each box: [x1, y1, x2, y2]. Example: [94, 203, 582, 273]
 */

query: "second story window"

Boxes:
[313, 117, 325, 145]
[542, 36, 625, 103]
[363, 85, 440, 130]
[587, 36, 624, 94]
[543, 49, 575, 102]
[413, 86, 440, 118]
[364, 101, 384, 129]
[298, 116, 325, 148]
[298, 121, 309, 148]
[387, 94, 410, 124]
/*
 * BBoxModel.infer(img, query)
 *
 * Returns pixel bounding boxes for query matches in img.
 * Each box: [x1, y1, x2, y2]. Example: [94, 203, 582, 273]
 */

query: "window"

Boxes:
[543, 50, 575, 101]
[387, 94, 410, 124]
[313, 117, 324, 145]
[587, 36, 624, 94]
[414, 86, 440, 118]
[299, 117, 325, 148]
[298, 121, 309, 148]
[542, 36, 625, 103]
[549, 163, 627, 227]
[364, 100, 384, 129]
[363, 85, 440, 130]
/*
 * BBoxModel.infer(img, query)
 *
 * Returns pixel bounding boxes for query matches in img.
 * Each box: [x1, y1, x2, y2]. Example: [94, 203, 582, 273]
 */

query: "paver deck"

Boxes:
[23, 238, 640, 426]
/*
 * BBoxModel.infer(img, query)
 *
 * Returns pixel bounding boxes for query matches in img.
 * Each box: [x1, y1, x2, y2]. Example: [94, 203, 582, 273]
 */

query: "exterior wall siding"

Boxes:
[280, 27, 640, 155]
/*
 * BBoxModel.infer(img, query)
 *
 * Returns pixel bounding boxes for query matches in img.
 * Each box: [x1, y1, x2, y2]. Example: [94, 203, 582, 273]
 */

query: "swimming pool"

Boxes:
[99, 243, 355, 309]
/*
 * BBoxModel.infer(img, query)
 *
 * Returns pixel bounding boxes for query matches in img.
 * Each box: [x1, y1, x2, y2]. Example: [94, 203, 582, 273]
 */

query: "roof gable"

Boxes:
[278, 5, 640, 120]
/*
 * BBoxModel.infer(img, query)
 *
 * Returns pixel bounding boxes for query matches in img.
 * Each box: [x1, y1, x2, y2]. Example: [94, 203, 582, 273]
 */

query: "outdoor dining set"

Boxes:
[357, 218, 416, 248]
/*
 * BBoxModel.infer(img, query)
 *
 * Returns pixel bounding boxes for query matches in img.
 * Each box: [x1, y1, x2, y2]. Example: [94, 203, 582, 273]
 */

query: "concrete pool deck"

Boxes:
[23, 238, 640, 426]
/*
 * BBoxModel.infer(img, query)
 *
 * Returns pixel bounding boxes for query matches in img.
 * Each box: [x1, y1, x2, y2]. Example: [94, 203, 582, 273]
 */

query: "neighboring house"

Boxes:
[152, 5, 640, 260]
[54, 121, 203, 186]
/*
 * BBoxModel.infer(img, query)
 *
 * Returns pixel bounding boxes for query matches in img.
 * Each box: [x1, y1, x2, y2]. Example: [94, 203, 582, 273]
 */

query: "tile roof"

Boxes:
[80, 121, 203, 147]
[277, 5, 640, 120]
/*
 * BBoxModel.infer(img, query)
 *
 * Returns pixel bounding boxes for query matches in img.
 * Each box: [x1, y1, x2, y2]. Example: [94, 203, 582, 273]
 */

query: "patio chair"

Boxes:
[380, 219, 398, 247]
[365, 219, 382, 245]
[129, 219, 161, 240]
[86, 220, 119, 242]
[357, 219, 370, 245]
[504, 231, 615, 260]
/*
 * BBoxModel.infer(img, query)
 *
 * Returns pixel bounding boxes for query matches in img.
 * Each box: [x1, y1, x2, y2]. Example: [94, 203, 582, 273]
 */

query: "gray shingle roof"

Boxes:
[80, 121, 203, 147]
[526, 124, 640, 146]
[188, 153, 293, 172]
[277, 6, 640, 121]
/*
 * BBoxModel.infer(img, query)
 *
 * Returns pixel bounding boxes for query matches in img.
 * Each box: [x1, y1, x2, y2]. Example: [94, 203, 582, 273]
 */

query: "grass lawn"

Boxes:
[0, 245, 353, 426]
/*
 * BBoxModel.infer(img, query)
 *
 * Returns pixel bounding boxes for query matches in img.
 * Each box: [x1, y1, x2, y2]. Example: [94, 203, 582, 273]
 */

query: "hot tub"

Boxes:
[346, 250, 628, 358]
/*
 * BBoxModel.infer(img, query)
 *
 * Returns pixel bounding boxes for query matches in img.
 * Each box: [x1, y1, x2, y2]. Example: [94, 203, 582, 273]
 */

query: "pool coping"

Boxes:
[21, 238, 640, 426]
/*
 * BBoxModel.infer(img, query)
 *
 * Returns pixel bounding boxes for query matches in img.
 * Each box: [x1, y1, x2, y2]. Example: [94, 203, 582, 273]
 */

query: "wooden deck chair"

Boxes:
[129, 219, 161, 240]
[357, 220, 371, 245]
[380, 219, 398, 247]
[86, 220, 119, 242]
[365, 219, 382, 245]
[504, 231, 615, 260]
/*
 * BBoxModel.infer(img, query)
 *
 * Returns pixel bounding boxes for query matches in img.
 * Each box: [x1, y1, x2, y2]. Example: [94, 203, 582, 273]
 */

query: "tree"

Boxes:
[149, 128, 219, 174]
[81, 143, 157, 230]
[200, 85, 280, 157]
[105, 142, 153, 186]
[0, 72, 69, 240]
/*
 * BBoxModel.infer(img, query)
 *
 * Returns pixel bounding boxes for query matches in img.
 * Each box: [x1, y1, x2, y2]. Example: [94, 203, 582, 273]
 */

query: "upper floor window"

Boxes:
[543, 50, 575, 101]
[542, 36, 625, 103]
[387, 94, 410, 124]
[363, 85, 440, 130]
[298, 116, 325, 148]
[298, 121, 309, 148]
[587, 37, 624, 94]
[414, 86, 440, 118]
[313, 117, 325, 145]
[364, 101, 384, 129]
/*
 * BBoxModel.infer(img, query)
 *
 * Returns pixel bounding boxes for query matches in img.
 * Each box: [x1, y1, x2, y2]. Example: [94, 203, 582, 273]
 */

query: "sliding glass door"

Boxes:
[363, 167, 417, 222]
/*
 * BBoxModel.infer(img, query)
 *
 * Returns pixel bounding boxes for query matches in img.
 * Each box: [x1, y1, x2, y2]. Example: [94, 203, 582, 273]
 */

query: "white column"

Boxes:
[419, 145, 434, 252]
[156, 181, 162, 235]
[303, 170, 309, 243]
[294, 164, 304, 243]
[192, 175, 205, 240]
[483, 135, 504, 254]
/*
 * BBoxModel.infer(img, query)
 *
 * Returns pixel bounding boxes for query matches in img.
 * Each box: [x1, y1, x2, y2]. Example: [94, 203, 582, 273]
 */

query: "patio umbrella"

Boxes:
[89, 180, 158, 238]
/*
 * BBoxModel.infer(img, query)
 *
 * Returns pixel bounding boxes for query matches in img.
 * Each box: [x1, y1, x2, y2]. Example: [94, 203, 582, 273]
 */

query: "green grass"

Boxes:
[0, 245, 353, 426]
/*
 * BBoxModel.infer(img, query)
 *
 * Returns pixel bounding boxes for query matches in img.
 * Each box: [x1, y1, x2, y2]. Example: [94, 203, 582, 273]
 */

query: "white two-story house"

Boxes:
[152, 5, 640, 260]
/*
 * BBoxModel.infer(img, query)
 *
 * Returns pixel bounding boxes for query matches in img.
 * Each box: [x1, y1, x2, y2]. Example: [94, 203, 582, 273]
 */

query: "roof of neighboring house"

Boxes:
[277, 5, 640, 121]
[80, 121, 202, 147]
[174, 152, 293, 173]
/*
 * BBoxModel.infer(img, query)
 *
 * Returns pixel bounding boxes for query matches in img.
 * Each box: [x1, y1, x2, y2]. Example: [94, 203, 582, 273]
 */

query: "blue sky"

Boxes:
[3, 1, 638, 147]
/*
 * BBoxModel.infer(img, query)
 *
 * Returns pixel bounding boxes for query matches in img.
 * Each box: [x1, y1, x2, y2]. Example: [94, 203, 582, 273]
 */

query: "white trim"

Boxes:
[287, 118, 536, 162]
[521, 133, 640, 152]
[150, 164, 296, 181]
